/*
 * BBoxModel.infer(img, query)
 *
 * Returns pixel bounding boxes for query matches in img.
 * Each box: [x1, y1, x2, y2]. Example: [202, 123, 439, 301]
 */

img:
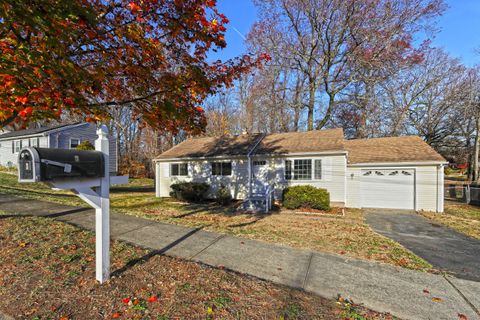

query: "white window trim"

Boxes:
[170, 162, 189, 177]
[30, 137, 39, 148]
[14, 140, 22, 153]
[69, 138, 81, 149]
[285, 158, 323, 181]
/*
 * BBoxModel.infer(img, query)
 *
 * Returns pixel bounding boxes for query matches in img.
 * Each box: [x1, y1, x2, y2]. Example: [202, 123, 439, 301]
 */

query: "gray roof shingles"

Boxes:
[0, 123, 81, 140]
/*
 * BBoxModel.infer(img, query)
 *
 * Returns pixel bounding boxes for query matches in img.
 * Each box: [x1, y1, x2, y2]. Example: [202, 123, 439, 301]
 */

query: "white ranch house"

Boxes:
[154, 129, 446, 212]
[0, 122, 118, 173]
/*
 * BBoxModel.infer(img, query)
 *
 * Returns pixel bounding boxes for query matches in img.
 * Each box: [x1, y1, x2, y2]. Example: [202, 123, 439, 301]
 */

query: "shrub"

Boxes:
[170, 182, 209, 202]
[215, 184, 232, 206]
[282, 185, 330, 211]
[75, 140, 95, 151]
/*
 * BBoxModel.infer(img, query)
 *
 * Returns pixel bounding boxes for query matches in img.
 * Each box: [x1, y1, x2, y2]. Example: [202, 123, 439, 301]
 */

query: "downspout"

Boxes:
[247, 134, 266, 198]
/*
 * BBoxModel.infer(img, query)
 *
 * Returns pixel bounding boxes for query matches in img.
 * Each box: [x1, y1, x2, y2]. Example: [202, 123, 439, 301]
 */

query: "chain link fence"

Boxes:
[445, 183, 480, 205]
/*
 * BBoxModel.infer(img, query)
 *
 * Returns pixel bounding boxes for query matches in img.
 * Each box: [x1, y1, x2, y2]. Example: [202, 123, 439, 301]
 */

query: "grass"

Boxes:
[0, 172, 432, 271]
[0, 213, 395, 319]
[420, 201, 480, 240]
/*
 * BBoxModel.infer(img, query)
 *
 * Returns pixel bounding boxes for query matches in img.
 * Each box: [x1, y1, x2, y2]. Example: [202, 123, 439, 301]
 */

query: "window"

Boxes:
[170, 163, 188, 176]
[14, 140, 21, 153]
[314, 160, 322, 180]
[293, 159, 312, 180]
[211, 162, 232, 176]
[285, 159, 322, 180]
[30, 138, 39, 148]
[70, 138, 80, 149]
[253, 160, 266, 166]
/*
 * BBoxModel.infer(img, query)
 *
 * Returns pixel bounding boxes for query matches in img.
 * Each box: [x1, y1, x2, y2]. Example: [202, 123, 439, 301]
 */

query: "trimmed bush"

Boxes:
[170, 182, 209, 202]
[75, 140, 95, 151]
[215, 184, 232, 206]
[282, 185, 330, 211]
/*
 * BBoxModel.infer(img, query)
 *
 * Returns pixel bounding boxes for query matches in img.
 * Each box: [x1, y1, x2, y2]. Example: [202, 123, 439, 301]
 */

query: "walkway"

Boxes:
[1, 194, 479, 320]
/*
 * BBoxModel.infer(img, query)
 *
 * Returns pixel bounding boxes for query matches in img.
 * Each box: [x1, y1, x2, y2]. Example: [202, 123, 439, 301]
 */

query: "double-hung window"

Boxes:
[70, 138, 80, 149]
[14, 140, 21, 153]
[30, 138, 39, 148]
[285, 159, 322, 180]
[211, 162, 232, 176]
[170, 163, 188, 176]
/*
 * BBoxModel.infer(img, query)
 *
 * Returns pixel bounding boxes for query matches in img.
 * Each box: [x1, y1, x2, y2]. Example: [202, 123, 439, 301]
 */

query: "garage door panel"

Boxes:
[360, 169, 414, 210]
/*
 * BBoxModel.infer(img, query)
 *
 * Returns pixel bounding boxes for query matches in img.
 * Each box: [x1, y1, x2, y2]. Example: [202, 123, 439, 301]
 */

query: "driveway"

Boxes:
[366, 210, 480, 282]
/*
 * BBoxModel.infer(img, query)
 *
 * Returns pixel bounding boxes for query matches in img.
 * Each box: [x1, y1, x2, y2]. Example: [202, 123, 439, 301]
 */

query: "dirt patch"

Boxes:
[0, 215, 394, 319]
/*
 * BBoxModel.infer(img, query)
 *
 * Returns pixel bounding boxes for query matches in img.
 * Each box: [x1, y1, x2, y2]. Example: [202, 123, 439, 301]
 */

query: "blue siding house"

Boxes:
[0, 123, 118, 173]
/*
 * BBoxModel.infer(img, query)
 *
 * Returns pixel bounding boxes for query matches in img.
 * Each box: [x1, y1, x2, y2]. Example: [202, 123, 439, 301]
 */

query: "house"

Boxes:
[0, 122, 118, 173]
[153, 129, 446, 212]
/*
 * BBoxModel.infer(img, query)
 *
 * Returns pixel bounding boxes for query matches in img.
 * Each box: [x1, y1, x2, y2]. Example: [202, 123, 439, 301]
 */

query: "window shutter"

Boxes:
[12, 141, 14, 154]
[314, 160, 322, 180]
[285, 160, 292, 180]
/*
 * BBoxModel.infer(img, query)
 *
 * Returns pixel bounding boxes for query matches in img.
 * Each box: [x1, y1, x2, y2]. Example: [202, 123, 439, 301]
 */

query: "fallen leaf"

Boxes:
[432, 297, 443, 303]
[423, 289, 430, 294]
[112, 312, 121, 319]
[458, 313, 467, 320]
[147, 295, 158, 303]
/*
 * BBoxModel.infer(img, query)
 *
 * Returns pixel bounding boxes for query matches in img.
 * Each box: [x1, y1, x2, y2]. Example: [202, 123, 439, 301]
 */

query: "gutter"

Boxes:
[247, 134, 266, 198]
[347, 161, 448, 167]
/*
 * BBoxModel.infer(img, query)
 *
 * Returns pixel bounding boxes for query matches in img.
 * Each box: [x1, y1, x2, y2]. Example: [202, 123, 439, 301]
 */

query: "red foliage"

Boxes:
[0, 1, 268, 132]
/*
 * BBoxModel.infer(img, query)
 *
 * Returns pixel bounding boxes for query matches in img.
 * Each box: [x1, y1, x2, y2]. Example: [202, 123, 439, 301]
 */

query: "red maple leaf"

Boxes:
[127, 2, 141, 12]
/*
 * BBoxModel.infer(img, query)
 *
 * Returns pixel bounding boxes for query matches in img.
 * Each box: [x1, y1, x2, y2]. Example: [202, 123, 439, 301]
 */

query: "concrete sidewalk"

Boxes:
[1, 193, 479, 320]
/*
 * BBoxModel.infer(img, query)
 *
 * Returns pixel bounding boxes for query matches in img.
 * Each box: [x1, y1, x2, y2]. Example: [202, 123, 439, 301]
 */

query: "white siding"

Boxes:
[48, 123, 118, 173]
[346, 164, 443, 212]
[267, 154, 347, 204]
[156, 158, 249, 199]
[0, 136, 48, 167]
[0, 123, 118, 173]
[156, 153, 347, 204]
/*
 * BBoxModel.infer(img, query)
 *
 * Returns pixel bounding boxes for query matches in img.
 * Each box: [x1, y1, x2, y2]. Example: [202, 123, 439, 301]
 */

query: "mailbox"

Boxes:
[18, 147, 105, 182]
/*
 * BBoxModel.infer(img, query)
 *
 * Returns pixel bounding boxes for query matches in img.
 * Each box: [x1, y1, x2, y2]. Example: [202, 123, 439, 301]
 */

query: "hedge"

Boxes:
[282, 185, 330, 211]
[170, 182, 209, 202]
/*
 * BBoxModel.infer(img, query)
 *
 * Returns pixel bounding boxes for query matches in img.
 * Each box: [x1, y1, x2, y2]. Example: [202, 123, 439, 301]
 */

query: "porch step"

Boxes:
[238, 197, 266, 213]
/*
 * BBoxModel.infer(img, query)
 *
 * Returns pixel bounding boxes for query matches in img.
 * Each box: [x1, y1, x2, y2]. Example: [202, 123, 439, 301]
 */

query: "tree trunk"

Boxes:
[317, 93, 335, 130]
[473, 117, 480, 182]
[307, 79, 315, 131]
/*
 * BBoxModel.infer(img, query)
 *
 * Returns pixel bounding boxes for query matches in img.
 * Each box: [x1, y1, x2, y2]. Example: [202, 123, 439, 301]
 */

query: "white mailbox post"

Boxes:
[42, 125, 127, 283]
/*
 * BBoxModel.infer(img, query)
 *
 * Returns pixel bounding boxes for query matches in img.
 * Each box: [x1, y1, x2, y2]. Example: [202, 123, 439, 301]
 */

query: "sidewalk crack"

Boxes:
[444, 276, 480, 317]
[302, 252, 314, 290]
[190, 234, 225, 260]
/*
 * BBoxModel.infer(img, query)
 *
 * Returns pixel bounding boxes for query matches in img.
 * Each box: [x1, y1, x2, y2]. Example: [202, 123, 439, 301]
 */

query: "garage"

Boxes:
[360, 169, 415, 210]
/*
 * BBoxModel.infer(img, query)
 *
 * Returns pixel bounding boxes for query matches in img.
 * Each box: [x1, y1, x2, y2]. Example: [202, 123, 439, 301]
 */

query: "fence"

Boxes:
[445, 184, 480, 205]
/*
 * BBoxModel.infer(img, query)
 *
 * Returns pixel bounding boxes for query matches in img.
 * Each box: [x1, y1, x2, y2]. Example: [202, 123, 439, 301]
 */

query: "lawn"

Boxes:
[0, 213, 394, 319]
[420, 201, 480, 240]
[0, 172, 431, 271]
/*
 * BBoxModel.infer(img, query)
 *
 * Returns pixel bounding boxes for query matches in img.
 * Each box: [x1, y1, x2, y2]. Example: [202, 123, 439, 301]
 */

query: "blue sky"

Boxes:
[212, 0, 480, 66]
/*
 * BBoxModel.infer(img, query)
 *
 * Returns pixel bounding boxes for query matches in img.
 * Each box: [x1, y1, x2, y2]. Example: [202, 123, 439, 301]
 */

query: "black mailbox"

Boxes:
[18, 147, 105, 182]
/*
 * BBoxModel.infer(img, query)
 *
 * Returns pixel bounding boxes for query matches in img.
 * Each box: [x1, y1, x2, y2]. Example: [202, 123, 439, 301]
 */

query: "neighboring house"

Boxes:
[153, 129, 446, 212]
[0, 122, 118, 173]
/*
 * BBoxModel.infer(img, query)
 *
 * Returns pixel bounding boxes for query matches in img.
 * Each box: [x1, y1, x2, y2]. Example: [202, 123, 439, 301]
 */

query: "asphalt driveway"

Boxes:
[366, 210, 480, 282]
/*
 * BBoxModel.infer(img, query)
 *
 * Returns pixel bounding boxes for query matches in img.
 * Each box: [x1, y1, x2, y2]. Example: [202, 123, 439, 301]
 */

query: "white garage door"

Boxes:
[360, 169, 415, 210]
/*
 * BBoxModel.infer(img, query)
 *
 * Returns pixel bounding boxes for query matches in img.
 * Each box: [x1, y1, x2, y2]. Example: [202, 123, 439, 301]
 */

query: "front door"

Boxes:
[252, 159, 269, 194]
